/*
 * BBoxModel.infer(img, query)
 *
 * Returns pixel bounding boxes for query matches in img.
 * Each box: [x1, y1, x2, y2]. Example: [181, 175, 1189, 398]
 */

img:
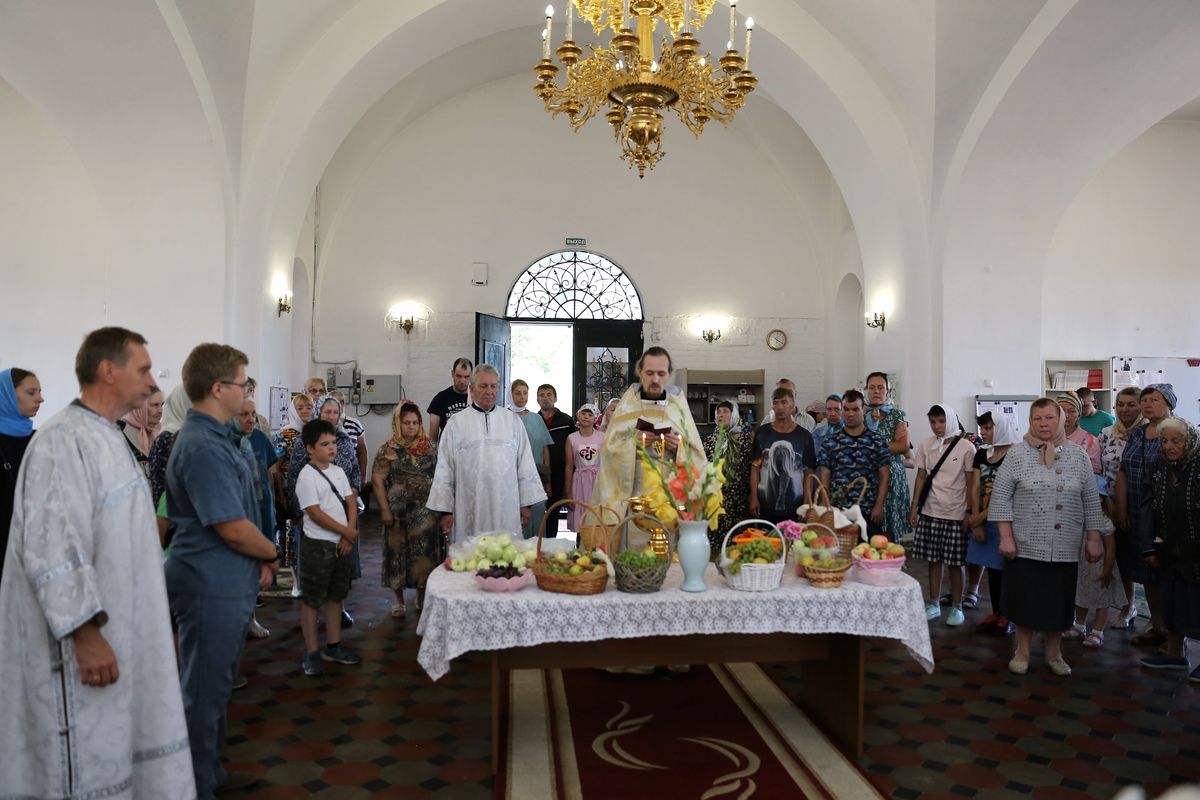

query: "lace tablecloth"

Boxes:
[416, 564, 934, 681]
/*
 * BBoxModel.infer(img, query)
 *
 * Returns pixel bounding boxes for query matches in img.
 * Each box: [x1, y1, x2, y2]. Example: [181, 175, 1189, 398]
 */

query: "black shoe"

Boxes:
[231, 675, 248, 691]
[255, 595, 265, 609]
[302, 650, 324, 676]
[215, 771, 265, 794]
[321, 643, 362, 665]
[341, 609, 354, 628]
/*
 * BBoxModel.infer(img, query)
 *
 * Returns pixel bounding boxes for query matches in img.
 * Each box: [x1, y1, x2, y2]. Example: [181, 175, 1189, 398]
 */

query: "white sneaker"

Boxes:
[925, 602, 941, 621]
[946, 607, 965, 627]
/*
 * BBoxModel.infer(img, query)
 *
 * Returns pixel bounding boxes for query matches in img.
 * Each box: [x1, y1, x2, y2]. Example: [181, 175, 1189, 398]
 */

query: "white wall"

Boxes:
[300, 74, 852, 438]
[1043, 122, 1200, 358]
[0, 79, 108, 412]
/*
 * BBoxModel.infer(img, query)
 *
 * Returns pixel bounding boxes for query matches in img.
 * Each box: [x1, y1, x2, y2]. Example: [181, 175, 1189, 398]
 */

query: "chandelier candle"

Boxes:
[729, 0, 737, 47]
[744, 17, 753, 69]
[567, 0, 573, 41]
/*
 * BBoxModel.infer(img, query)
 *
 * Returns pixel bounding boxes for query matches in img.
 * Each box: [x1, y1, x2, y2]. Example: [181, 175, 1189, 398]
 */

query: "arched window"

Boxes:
[506, 251, 643, 320]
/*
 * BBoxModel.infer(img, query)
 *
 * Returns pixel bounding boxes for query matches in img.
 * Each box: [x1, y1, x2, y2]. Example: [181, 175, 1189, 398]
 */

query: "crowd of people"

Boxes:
[1, 327, 1199, 797]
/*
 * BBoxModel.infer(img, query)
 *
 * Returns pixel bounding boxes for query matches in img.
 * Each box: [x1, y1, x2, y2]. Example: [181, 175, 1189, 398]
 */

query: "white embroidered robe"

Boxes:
[0, 403, 195, 799]
[426, 405, 546, 542]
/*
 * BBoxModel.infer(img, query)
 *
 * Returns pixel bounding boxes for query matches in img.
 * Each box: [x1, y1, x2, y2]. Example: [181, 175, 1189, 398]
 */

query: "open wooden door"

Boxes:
[572, 319, 643, 410]
[475, 312, 512, 407]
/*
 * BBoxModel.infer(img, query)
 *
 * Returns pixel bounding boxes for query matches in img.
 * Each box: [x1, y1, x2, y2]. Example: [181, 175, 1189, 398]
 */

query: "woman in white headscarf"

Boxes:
[966, 410, 1021, 635]
[703, 400, 753, 556]
[148, 385, 193, 505]
[908, 402, 977, 627]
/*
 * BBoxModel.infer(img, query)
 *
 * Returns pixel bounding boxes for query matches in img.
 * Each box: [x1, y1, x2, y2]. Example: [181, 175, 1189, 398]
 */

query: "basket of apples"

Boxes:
[851, 535, 907, 585]
[784, 522, 841, 578]
[530, 500, 610, 595]
[446, 533, 536, 592]
[717, 519, 786, 592]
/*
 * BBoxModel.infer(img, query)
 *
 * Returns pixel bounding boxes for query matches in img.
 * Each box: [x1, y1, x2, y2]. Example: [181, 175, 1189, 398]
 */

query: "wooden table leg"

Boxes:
[490, 653, 502, 773]
[792, 634, 865, 757]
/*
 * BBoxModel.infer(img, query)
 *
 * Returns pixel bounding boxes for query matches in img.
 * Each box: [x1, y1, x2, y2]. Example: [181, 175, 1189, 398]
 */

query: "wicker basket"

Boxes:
[790, 522, 837, 578]
[530, 499, 609, 595]
[805, 558, 852, 589]
[852, 554, 907, 586]
[717, 519, 786, 592]
[577, 504, 620, 553]
[611, 513, 673, 594]
[803, 474, 836, 528]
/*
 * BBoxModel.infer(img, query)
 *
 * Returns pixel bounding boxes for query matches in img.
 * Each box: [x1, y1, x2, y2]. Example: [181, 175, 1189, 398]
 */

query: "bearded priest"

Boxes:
[591, 346, 708, 519]
[427, 364, 546, 542]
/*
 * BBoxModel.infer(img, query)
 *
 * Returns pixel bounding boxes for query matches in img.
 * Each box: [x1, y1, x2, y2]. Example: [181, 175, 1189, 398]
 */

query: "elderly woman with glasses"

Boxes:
[1141, 418, 1200, 682]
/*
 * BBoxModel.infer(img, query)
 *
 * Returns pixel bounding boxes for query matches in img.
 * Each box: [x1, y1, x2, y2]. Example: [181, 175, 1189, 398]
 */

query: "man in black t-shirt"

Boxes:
[537, 384, 576, 534]
[750, 387, 817, 524]
[427, 358, 473, 443]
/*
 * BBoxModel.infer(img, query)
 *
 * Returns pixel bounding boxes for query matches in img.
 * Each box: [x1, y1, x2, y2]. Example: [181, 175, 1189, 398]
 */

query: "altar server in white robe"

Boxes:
[428, 364, 546, 541]
[0, 327, 195, 799]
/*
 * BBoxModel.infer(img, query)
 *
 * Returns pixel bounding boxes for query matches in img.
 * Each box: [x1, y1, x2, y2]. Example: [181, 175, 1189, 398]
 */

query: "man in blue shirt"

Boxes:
[817, 389, 891, 537]
[165, 344, 278, 798]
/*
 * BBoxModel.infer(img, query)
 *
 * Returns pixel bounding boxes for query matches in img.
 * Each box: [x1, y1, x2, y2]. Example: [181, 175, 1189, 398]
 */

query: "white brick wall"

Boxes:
[648, 315, 828, 405]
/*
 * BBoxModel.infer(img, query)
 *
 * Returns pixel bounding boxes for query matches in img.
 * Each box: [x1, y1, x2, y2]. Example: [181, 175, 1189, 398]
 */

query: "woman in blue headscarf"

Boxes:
[865, 371, 912, 541]
[1, 367, 44, 575]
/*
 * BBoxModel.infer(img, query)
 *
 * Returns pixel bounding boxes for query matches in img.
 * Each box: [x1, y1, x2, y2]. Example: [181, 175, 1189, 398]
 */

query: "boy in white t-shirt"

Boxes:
[295, 420, 361, 675]
[908, 404, 976, 627]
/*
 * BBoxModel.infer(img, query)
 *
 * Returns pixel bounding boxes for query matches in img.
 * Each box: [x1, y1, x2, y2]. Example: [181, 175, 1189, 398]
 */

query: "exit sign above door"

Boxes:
[565, 237, 587, 247]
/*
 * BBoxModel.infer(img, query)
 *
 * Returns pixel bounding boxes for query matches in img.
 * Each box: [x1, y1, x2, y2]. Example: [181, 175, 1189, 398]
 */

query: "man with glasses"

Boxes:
[165, 344, 279, 796]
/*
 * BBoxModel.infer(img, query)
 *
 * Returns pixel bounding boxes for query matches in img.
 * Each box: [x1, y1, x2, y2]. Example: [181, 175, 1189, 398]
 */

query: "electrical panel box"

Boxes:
[361, 374, 401, 405]
[325, 364, 355, 389]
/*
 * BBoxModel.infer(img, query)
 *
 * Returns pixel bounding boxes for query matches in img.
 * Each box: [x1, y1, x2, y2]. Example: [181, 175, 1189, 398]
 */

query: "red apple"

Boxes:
[869, 534, 889, 550]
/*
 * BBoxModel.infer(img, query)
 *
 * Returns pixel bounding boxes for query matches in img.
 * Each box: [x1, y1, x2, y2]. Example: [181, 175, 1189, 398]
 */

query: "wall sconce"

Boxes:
[700, 328, 721, 344]
[386, 301, 431, 337]
[277, 294, 293, 317]
[865, 311, 886, 331]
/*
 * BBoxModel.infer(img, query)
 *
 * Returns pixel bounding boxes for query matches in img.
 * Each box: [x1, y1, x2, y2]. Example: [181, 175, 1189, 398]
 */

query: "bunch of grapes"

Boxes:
[614, 548, 666, 569]
[725, 538, 780, 574]
[477, 565, 524, 579]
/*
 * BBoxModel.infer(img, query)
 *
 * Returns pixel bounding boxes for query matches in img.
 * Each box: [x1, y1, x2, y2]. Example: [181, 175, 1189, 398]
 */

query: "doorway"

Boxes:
[511, 322, 575, 411]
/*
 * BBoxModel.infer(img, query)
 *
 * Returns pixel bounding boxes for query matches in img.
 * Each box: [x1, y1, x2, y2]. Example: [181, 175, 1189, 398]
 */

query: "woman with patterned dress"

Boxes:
[371, 402, 440, 617]
[1098, 386, 1144, 627]
[865, 372, 912, 540]
[270, 393, 313, 574]
[147, 385, 192, 506]
[703, 400, 753, 557]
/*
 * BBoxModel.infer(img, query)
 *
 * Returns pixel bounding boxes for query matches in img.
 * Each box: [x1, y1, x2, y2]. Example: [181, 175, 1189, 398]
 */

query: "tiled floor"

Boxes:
[225, 516, 1200, 798]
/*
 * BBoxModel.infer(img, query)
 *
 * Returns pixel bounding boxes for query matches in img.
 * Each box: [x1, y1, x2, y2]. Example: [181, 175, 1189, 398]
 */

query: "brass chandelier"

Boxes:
[534, 0, 759, 178]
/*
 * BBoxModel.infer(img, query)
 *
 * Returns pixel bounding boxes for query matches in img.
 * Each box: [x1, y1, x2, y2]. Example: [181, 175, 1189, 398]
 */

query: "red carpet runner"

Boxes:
[497, 663, 882, 799]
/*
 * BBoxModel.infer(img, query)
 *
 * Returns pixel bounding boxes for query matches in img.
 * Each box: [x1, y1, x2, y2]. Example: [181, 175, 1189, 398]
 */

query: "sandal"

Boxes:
[962, 591, 980, 610]
[1062, 623, 1086, 640]
[1083, 631, 1104, 648]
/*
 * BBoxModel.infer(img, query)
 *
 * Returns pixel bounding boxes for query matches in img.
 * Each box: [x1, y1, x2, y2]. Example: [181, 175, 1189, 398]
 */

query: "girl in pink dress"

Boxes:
[564, 403, 604, 530]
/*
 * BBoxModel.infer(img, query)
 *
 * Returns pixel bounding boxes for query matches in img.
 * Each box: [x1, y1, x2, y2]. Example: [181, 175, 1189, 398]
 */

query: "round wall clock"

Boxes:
[766, 329, 787, 351]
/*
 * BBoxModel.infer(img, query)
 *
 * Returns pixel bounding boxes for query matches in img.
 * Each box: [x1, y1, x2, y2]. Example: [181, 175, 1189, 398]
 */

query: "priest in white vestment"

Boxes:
[0, 327, 195, 799]
[427, 364, 546, 541]
[591, 346, 708, 519]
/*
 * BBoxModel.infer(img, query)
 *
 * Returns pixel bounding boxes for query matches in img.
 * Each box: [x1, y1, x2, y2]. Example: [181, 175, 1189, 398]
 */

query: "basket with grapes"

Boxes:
[611, 513, 674, 594]
[716, 519, 787, 592]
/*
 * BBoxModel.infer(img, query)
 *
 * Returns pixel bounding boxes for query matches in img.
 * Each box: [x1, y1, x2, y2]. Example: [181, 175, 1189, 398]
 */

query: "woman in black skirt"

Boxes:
[988, 398, 1105, 676]
[1142, 417, 1200, 681]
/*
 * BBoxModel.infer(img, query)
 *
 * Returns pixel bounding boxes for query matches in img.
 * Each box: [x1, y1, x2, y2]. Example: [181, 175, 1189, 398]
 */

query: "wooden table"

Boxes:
[416, 564, 932, 773]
